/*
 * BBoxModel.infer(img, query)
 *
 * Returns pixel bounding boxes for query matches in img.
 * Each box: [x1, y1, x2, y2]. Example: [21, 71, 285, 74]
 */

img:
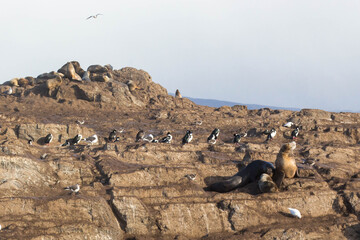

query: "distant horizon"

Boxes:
[170, 93, 357, 113]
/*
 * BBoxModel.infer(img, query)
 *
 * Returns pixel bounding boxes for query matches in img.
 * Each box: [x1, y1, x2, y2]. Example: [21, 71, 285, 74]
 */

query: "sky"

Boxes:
[1, 0, 360, 112]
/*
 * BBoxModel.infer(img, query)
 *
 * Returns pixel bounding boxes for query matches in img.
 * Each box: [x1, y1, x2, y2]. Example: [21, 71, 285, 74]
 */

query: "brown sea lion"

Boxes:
[273, 141, 297, 187]
[258, 173, 278, 193]
[175, 89, 182, 98]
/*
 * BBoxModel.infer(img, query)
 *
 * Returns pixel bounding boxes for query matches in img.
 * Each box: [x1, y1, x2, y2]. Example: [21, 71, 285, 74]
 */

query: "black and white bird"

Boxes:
[84, 134, 98, 145]
[72, 134, 82, 145]
[108, 129, 117, 142]
[75, 120, 85, 125]
[266, 128, 276, 141]
[184, 174, 196, 181]
[86, 13, 103, 20]
[44, 133, 53, 145]
[233, 134, 241, 143]
[207, 128, 220, 144]
[135, 130, 145, 142]
[3, 87, 12, 95]
[143, 134, 154, 142]
[283, 122, 294, 128]
[291, 127, 300, 139]
[61, 140, 70, 147]
[160, 132, 172, 143]
[302, 158, 317, 166]
[64, 184, 80, 194]
[182, 130, 193, 144]
[28, 139, 33, 145]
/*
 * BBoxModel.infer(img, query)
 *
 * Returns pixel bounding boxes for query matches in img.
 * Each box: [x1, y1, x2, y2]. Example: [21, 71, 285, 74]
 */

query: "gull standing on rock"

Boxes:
[3, 87, 12, 95]
[84, 134, 98, 145]
[64, 184, 80, 194]
[283, 122, 294, 128]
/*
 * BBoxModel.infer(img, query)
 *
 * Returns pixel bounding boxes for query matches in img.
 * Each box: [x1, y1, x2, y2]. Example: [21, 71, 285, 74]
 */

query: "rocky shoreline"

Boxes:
[0, 62, 359, 239]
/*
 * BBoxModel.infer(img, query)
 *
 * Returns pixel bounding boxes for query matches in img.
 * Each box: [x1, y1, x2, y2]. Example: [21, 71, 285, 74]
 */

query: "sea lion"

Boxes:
[273, 141, 297, 187]
[209, 160, 275, 193]
[258, 173, 278, 193]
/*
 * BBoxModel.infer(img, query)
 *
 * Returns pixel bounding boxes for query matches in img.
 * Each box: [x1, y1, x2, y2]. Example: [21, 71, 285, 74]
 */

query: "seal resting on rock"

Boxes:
[258, 173, 278, 193]
[273, 141, 298, 188]
[209, 160, 275, 193]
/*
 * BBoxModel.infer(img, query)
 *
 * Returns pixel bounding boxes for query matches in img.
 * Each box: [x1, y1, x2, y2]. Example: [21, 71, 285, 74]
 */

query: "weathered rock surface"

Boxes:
[0, 62, 359, 239]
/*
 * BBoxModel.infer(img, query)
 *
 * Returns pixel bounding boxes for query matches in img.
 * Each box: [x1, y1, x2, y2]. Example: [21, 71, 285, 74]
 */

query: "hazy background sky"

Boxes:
[1, 0, 360, 112]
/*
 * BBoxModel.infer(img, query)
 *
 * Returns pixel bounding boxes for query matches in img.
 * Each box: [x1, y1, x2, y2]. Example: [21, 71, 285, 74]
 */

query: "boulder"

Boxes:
[87, 65, 108, 73]
[58, 62, 82, 81]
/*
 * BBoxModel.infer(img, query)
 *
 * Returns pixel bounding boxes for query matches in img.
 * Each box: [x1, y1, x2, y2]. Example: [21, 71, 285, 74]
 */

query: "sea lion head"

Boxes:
[264, 162, 276, 177]
[280, 141, 296, 153]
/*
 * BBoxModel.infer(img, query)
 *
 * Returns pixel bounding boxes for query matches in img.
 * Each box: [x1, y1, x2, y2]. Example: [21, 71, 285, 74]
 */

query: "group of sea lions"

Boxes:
[208, 141, 298, 193]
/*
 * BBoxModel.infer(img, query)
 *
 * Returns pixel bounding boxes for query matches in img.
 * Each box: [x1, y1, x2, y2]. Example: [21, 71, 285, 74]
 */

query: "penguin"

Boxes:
[160, 132, 172, 143]
[208, 128, 220, 144]
[108, 129, 117, 142]
[233, 134, 241, 143]
[61, 140, 70, 147]
[135, 130, 145, 142]
[72, 134, 82, 145]
[44, 133, 53, 145]
[28, 139, 33, 145]
[291, 127, 299, 139]
[266, 128, 276, 141]
[182, 130, 193, 144]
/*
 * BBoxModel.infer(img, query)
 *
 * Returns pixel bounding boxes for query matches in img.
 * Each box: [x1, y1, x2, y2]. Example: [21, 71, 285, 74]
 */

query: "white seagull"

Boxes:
[84, 134, 98, 145]
[4, 87, 12, 95]
[288, 208, 301, 218]
[86, 14, 103, 20]
[283, 122, 294, 128]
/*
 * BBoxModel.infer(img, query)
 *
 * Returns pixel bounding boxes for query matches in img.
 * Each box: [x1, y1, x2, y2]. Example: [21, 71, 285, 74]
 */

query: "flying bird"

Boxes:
[86, 14, 103, 20]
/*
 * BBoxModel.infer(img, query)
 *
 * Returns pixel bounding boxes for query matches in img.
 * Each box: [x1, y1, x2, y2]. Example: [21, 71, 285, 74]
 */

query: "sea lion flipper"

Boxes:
[272, 170, 285, 188]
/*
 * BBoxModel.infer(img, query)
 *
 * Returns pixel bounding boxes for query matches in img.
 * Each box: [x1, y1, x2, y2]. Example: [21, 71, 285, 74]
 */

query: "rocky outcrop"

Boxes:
[0, 62, 359, 239]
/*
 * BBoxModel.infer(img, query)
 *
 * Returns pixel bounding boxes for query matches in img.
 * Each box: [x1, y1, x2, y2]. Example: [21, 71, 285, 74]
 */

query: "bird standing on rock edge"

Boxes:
[160, 132, 172, 143]
[44, 133, 53, 145]
[108, 130, 117, 142]
[64, 184, 80, 194]
[266, 128, 276, 141]
[207, 128, 220, 144]
[182, 130, 193, 144]
[135, 130, 145, 142]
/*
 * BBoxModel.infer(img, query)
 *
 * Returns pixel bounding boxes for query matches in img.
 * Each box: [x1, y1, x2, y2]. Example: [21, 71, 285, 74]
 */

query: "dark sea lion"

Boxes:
[273, 141, 298, 187]
[258, 173, 278, 193]
[209, 160, 275, 193]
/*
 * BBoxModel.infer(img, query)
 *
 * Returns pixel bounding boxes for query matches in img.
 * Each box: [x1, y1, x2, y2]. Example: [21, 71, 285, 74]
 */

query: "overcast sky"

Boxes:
[1, 0, 360, 112]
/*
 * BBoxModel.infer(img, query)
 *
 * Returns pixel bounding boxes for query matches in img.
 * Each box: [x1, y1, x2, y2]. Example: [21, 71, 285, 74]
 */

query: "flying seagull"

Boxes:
[86, 14, 103, 20]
